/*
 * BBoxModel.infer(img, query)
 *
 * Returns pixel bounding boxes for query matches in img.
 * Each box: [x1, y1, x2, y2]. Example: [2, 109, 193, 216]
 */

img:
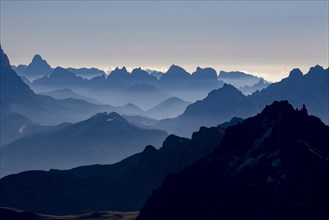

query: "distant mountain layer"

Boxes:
[137, 101, 329, 220]
[1, 47, 145, 125]
[39, 88, 101, 104]
[218, 71, 271, 94]
[156, 66, 328, 137]
[13, 55, 53, 80]
[66, 67, 106, 79]
[1, 112, 168, 176]
[147, 97, 191, 119]
[250, 66, 329, 124]
[156, 84, 256, 137]
[0, 124, 225, 214]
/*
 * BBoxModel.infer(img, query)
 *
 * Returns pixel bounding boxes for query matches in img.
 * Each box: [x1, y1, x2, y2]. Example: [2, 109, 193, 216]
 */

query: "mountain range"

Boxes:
[156, 84, 256, 137]
[0, 123, 225, 214]
[137, 101, 329, 220]
[12, 55, 52, 80]
[146, 97, 191, 119]
[155, 66, 328, 137]
[39, 88, 102, 104]
[0, 47, 149, 125]
[1, 112, 168, 176]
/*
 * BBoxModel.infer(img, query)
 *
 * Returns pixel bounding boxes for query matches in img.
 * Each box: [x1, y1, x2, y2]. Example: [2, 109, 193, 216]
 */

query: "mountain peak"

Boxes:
[29, 54, 50, 67]
[51, 67, 78, 79]
[308, 65, 325, 75]
[288, 68, 303, 78]
[261, 100, 294, 116]
[0, 46, 11, 69]
[167, 65, 189, 74]
[222, 83, 238, 90]
[192, 67, 218, 80]
[161, 65, 190, 80]
[108, 67, 129, 79]
[32, 54, 43, 62]
[131, 68, 149, 77]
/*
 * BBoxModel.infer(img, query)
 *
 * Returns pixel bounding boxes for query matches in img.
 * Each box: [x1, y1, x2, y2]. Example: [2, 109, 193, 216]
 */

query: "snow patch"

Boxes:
[18, 125, 26, 134]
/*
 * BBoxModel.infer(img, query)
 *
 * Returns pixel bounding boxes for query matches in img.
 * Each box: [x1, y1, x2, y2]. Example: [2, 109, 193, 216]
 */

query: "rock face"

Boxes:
[137, 101, 329, 220]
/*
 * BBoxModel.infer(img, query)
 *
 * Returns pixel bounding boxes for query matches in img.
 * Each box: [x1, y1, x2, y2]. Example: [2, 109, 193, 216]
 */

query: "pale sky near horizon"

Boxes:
[0, 0, 328, 82]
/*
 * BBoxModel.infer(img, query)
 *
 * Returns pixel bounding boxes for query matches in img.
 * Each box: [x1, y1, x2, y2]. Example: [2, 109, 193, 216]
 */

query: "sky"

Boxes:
[0, 0, 328, 82]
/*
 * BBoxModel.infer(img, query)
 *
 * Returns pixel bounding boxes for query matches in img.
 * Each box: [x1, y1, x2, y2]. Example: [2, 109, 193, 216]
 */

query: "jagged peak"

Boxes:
[51, 67, 77, 78]
[167, 64, 189, 74]
[0, 45, 11, 68]
[260, 100, 297, 119]
[131, 68, 149, 76]
[32, 54, 43, 62]
[307, 65, 325, 75]
[109, 66, 129, 76]
[192, 67, 218, 79]
[29, 54, 50, 68]
[222, 83, 238, 90]
[143, 145, 158, 153]
[206, 83, 242, 98]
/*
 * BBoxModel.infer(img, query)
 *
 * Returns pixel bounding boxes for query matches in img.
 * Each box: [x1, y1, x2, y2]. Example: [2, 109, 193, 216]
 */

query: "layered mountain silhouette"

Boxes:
[156, 84, 256, 137]
[13, 55, 53, 80]
[119, 83, 169, 110]
[39, 88, 101, 104]
[240, 78, 270, 95]
[32, 67, 88, 92]
[158, 65, 223, 101]
[156, 65, 328, 136]
[137, 101, 329, 220]
[147, 97, 191, 119]
[0, 125, 225, 214]
[218, 70, 270, 94]
[149, 70, 164, 79]
[0, 47, 140, 125]
[250, 66, 329, 124]
[130, 68, 158, 85]
[218, 70, 264, 87]
[1, 112, 167, 176]
[0, 101, 48, 146]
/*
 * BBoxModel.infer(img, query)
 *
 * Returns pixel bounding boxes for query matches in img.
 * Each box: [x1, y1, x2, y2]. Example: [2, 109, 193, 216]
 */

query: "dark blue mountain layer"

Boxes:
[137, 101, 329, 220]
[0, 125, 224, 214]
[1, 112, 168, 176]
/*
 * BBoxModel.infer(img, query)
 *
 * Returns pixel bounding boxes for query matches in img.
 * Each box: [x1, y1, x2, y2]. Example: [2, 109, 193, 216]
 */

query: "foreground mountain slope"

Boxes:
[137, 101, 329, 220]
[0, 125, 225, 214]
[2, 112, 168, 176]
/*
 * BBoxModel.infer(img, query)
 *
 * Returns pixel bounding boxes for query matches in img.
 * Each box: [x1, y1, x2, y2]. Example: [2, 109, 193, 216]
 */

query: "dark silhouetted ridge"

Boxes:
[0, 124, 225, 214]
[138, 100, 329, 220]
